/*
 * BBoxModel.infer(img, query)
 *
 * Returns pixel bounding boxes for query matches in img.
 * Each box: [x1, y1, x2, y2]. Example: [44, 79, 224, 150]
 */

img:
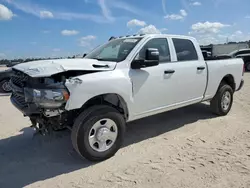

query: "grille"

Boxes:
[11, 70, 28, 88]
[12, 92, 28, 108]
[11, 69, 29, 109]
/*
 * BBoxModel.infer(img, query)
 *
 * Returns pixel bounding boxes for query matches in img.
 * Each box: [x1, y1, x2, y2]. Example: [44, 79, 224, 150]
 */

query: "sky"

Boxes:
[0, 0, 250, 59]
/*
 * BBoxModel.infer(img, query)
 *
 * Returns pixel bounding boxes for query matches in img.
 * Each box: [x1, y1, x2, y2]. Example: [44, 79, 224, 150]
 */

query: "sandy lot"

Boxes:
[0, 73, 250, 188]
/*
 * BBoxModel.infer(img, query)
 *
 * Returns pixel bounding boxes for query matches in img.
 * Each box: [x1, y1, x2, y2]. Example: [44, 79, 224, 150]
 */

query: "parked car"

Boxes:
[9, 34, 244, 162]
[235, 53, 250, 71]
[228, 49, 250, 71]
[0, 68, 12, 93]
[6, 61, 21, 67]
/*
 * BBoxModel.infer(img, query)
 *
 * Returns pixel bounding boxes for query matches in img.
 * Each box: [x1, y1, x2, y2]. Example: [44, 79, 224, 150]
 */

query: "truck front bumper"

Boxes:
[236, 79, 244, 91]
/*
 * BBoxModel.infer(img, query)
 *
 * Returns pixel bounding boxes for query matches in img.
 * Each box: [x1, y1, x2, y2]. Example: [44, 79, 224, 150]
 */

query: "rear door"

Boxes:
[166, 38, 207, 104]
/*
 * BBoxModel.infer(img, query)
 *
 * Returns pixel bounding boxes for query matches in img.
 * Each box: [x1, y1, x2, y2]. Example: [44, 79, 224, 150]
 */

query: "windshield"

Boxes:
[85, 38, 142, 62]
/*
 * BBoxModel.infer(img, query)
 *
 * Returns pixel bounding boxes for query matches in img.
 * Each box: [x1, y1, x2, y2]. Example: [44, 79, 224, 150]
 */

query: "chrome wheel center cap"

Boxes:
[96, 127, 110, 142]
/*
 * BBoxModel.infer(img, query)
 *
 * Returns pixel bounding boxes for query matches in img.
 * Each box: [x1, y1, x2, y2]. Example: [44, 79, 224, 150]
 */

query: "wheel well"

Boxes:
[81, 94, 129, 120]
[220, 74, 235, 91]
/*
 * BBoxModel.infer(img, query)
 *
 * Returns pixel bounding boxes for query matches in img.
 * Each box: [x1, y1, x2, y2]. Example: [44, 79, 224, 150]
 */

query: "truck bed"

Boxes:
[203, 58, 244, 101]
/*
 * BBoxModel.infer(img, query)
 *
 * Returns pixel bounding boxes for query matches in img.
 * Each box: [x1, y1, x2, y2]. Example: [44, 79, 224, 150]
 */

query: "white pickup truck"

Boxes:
[10, 34, 244, 161]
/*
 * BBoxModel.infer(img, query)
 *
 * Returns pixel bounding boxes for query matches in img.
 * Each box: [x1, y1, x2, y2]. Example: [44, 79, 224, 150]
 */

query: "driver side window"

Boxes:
[136, 38, 171, 63]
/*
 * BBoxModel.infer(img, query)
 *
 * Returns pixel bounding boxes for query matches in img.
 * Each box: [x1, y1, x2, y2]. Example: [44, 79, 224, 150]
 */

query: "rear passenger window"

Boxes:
[173, 38, 198, 61]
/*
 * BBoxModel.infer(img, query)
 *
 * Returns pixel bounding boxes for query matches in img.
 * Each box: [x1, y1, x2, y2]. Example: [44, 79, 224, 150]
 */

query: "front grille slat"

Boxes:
[10, 70, 29, 109]
[12, 92, 28, 108]
[11, 70, 28, 87]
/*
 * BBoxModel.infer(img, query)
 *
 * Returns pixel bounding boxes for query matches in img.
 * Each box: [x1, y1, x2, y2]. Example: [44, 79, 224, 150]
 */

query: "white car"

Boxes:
[10, 34, 244, 161]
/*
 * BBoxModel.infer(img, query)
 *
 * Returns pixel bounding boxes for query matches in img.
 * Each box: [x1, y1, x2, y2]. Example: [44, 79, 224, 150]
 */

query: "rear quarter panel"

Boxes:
[204, 58, 244, 100]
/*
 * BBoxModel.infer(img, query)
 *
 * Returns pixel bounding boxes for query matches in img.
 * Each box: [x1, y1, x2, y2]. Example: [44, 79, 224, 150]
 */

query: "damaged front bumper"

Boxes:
[9, 69, 70, 118]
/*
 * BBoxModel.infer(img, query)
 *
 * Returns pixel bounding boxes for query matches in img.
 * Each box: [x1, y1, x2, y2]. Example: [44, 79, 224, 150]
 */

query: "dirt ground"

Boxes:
[0, 73, 250, 188]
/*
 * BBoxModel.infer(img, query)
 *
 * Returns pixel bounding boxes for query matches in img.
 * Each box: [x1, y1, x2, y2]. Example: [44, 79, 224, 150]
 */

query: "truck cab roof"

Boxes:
[110, 34, 197, 41]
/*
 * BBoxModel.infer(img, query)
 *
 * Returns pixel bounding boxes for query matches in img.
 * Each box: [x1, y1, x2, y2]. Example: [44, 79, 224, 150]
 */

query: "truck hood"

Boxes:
[13, 58, 117, 77]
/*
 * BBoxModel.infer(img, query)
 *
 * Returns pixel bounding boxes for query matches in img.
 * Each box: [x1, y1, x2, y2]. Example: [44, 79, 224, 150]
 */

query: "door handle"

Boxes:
[197, 66, 205, 70]
[164, 70, 175, 74]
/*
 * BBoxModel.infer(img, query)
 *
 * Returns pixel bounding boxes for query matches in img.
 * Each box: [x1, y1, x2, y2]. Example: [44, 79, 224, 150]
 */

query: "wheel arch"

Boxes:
[218, 74, 236, 92]
[80, 93, 129, 120]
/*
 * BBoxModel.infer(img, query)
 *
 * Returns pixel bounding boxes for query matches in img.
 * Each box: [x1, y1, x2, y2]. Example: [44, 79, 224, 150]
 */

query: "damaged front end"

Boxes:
[10, 69, 85, 135]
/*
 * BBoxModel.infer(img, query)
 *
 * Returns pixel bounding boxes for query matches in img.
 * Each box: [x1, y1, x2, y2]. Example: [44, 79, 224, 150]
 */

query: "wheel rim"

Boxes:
[221, 91, 231, 111]
[88, 118, 118, 152]
[2, 81, 11, 92]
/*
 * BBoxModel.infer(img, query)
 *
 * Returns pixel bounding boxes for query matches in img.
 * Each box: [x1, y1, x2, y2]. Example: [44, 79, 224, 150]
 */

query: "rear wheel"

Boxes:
[71, 105, 126, 161]
[0, 79, 11, 93]
[210, 83, 234, 116]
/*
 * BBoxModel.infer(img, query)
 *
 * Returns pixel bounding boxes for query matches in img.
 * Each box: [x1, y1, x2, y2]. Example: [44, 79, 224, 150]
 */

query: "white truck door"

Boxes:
[167, 38, 207, 104]
[129, 38, 174, 116]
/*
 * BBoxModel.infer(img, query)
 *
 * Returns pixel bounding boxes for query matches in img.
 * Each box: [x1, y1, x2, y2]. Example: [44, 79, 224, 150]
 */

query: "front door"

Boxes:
[129, 38, 174, 117]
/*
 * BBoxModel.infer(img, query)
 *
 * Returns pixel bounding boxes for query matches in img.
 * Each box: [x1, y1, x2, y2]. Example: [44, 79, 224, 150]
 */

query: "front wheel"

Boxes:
[71, 105, 126, 162]
[210, 83, 234, 116]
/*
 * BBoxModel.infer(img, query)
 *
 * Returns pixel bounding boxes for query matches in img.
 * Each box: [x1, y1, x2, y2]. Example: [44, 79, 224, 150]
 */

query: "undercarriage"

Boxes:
[29, 110, 76, 135]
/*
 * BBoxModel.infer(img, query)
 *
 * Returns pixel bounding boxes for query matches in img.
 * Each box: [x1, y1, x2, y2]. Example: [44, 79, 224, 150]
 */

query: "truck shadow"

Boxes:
[0, 103, 216, 187]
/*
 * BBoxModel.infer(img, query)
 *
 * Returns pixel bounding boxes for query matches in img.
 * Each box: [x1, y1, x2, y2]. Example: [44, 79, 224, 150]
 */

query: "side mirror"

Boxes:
[131, 48, 160, 69]
[83, 53, 87, 58]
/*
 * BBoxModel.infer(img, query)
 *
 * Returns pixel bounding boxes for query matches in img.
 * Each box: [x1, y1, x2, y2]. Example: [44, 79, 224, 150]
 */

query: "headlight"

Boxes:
[24, 88, 70, 108]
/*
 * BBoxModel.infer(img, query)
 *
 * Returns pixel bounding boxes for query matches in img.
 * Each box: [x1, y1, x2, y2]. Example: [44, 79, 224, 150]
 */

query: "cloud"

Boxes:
[165, 14, 183, 20]
[2, 0, 110, 23]
[53, 48, 61, 52]
[191, 1, 202, 6]
[162, 0, 167, 14]
[109, 0, 145, 16]
[137, 25, 161, 34]
[165, 9, 187, 20]
[190, 21, 230, 34]
[199, 31, 250, 45]
[180, 9, 187, 16]
[160, 28, 168, 33]
[189, 21, 232, 45]
[98, 0, 114, 21]
[235, 30, 243, 35]
[42, 30, 50, 34]
[79, 35, 96, 47]
[61, 30, 79, 36]
[189, 26, 246, 45]
[127, 19, 146, 28]
[40, 11, 53, 18]
[0, 4, 14, 20]
[30, 42, 37, 45]
[0, 53, 6, 59]
[245, 15, 250, 19]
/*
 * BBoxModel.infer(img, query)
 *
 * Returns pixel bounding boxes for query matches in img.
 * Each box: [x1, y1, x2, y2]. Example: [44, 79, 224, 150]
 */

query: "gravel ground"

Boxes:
[0, 73, 249, 188]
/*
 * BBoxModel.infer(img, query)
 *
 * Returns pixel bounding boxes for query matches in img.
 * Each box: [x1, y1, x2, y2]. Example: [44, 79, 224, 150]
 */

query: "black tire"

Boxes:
[210, 83, 234, 116]
[71, 105, 126, 162]
[0, 79, 11, 93]
[245, 62, 250, 72]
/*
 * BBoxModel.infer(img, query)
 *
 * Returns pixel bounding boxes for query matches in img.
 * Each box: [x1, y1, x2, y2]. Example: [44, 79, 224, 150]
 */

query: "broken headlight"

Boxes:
[24, 88, 70, 108]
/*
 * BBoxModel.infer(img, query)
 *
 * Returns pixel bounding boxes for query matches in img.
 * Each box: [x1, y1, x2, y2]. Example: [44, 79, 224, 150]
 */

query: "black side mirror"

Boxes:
[83, 53, 87, 58]
[131, 48, 160, 69]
